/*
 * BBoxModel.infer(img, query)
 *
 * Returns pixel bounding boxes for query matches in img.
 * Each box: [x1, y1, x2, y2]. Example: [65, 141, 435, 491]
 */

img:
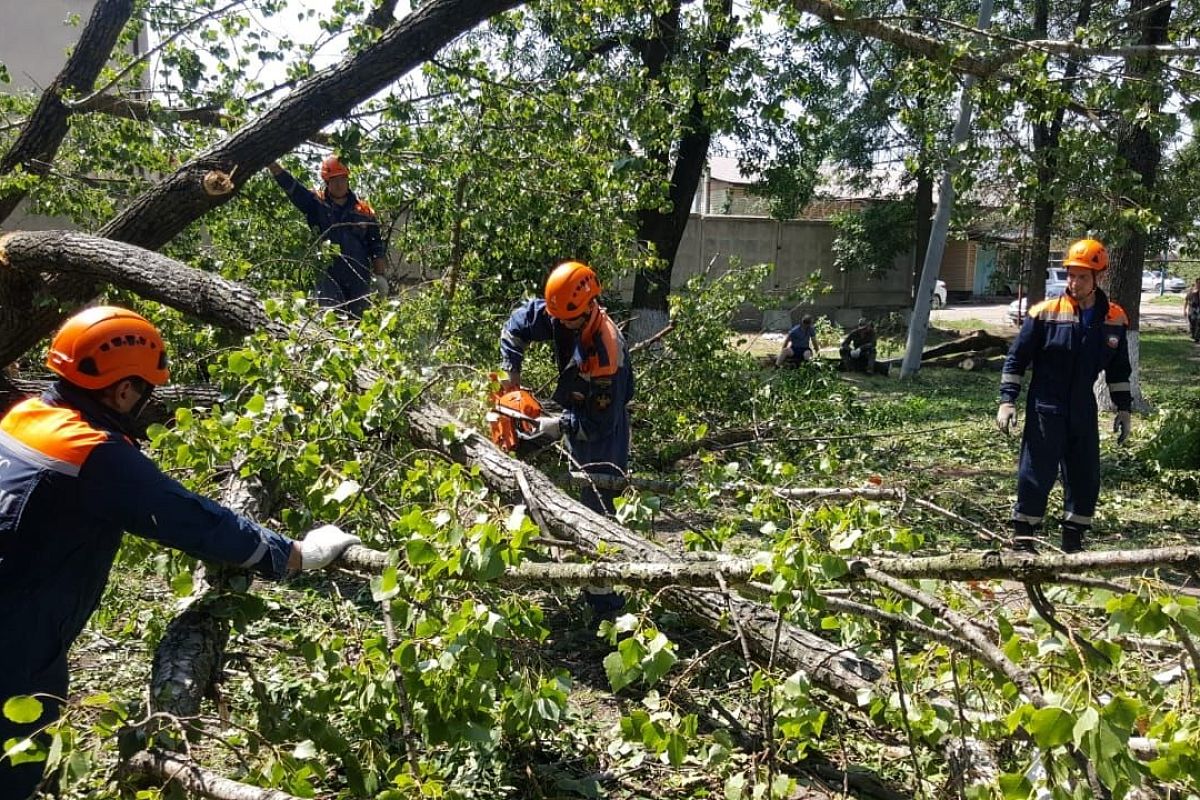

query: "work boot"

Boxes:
[1061, 522, 1087, 554]
[1010, 520, 1040, 553]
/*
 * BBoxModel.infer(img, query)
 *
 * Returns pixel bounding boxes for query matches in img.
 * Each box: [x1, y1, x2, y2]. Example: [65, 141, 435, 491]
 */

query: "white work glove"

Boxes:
[851, 348, 862, 359]
[996, 403, 1017, 435]
[371, 274, 389, 296]
[1113, 410, 1132, 445]
[299, 524, 361, 570]
[518, 414, 562, 441]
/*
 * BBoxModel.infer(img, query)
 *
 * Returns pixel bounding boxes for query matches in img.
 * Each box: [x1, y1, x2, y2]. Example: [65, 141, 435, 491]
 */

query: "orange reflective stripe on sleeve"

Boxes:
[355, 199, 376, 217]
[0, 398, 109, 477]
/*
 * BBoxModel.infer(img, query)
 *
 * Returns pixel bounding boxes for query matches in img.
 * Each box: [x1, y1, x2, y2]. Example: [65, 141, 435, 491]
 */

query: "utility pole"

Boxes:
[900, 0, 995, 378]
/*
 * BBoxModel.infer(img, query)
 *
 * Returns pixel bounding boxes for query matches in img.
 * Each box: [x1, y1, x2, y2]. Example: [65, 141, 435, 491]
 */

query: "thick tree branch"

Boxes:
[0, 0, 134, 224]
[0, 230, 281, 336]
[0, 0, 522, 367]
[405, 403, 883, 704]
[854, 547, 1200, 582]
[0, 374, 221, 432]
[124, 749, 302, 800]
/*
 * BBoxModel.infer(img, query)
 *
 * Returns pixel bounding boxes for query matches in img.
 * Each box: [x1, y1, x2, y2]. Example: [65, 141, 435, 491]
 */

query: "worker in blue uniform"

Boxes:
[0, 307, 359, 799]
[499, 261, 634, 616]
[996, 238, 1133, 552]
[777, 316, 820, 366]
[269, 155, 388, 318]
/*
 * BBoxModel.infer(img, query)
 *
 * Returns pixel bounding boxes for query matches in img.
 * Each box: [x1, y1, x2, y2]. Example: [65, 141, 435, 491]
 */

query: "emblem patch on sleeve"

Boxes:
[1106, 334, 1119, 348]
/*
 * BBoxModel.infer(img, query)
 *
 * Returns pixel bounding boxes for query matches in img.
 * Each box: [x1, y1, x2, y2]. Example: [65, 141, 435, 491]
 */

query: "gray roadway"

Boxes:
[931, 292, 1189, 332]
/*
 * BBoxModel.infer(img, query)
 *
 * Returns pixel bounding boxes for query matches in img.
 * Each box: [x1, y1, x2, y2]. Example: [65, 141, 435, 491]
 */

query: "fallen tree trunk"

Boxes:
[0, 230, 281, 336]
[406, 402, 882, 705]
[914, 330, 1011, 361]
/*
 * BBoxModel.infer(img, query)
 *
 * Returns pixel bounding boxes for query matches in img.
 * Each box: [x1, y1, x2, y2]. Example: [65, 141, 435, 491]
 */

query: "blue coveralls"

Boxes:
[274, 169, 386, 318]
[500, 299, 634, 514]
[999, 289, 1131, 538]
[0, 383, 293, 799]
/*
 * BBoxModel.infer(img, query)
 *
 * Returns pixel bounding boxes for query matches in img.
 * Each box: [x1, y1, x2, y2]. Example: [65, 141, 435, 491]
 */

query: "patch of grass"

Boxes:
[1147, 293, 1184, 306]
[828, 323, 1200, 550]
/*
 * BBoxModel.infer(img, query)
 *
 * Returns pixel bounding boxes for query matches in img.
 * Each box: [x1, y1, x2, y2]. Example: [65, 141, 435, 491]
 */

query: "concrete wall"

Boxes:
[610, 213, 916, 329]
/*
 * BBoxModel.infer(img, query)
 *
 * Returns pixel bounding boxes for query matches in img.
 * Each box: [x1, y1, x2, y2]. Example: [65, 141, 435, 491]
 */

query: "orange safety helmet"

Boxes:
[47, 306, 170, 390]
[1063, 238, 1108, 271]
[544, 260, 601, 320]
[489, 388, 543, 451]
[319, 155, 350, 183]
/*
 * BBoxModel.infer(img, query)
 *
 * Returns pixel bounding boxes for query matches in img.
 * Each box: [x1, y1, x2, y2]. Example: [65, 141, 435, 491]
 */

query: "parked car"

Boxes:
[931, 279, 947, 309]
[1006, 269, 1069, 325]
[1141, 270, 1187, 293]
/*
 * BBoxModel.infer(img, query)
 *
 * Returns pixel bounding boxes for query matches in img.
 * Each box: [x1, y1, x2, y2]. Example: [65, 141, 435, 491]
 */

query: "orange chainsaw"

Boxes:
[487, 386, 556, 453]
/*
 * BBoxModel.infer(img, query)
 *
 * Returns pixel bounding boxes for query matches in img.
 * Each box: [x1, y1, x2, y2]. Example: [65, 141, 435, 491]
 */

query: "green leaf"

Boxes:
[666, 731, 686, 766]
[371, 566, 399, 602]
[604, 651, 633, 693]
[405, 537, 438, 566]
[3, 696, 43, 725]
[227, 351, 253, 375]
[997, 772, 1032, 799]
[170, 569, 194, 598]
[1027, 706, 1075, 749]
[1073, 707, 1099, 746]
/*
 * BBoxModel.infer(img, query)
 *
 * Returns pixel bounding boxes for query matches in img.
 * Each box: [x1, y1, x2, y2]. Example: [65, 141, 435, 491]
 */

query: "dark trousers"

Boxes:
[1013, 410, 1100, 529]
[316, 266, 371, 319]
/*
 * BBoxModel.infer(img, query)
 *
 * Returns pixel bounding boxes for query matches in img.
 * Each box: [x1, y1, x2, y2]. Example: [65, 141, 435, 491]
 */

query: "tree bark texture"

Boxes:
[1107, 0, 1173, 335]
[124, 749, 302, 800]
[631, 0, 734, 313]
[0, 0, 135, 225]
[1025, 0, 1094, 306]
[0, 230, 280, 336]
[854, 546, 1200, 583]
[0, 374, 222, 432]
[0, 0, 522, 367]
[148, 474, 274, 728]
[406, 402, 882, 704]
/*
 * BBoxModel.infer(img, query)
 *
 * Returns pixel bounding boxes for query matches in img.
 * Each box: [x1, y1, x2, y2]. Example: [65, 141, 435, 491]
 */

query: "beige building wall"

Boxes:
[609, 213, 916, 329]
[1, 0, 145, 233]
[1, 0, 110, 91]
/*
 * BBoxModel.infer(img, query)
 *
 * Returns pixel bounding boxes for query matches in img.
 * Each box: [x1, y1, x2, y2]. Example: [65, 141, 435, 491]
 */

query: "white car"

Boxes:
[931, 279, 947, 309]
[1141, 270, 1187, 293]
[1006, 269, 1068, 325]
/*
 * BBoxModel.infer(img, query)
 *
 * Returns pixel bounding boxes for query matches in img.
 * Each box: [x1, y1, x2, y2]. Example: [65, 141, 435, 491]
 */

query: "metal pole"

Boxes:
[899, 0, 995, 379]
